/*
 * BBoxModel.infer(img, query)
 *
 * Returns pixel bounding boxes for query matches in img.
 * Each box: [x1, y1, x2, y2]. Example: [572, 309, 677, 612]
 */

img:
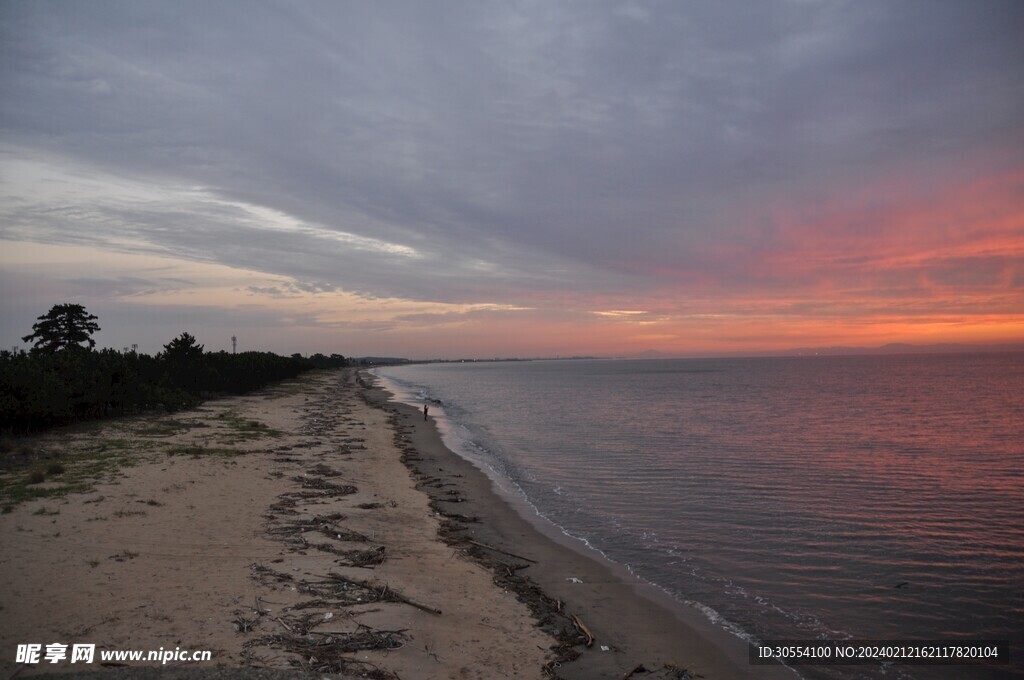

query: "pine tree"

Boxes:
[22, 303, 100, 353]
[162, 332, 204, 362]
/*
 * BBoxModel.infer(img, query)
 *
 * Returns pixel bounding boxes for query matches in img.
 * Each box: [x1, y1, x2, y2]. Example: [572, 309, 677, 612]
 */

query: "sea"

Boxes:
[373, 354, 1024, 679]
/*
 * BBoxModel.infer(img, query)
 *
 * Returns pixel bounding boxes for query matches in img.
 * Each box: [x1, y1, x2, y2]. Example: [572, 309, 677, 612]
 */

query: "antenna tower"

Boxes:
[232, 335, 237, 354]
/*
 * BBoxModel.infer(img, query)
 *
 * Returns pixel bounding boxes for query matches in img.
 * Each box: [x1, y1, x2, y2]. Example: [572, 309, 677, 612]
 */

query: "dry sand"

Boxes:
[0, 368, 789, 679]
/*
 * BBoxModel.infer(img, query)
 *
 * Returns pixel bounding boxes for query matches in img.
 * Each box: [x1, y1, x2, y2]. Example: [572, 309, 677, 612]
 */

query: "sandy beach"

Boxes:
[0, 368, 783, 679]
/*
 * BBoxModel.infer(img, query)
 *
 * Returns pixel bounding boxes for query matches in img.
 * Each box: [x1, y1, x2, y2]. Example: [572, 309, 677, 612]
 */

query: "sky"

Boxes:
[1, 1, 1022, 359]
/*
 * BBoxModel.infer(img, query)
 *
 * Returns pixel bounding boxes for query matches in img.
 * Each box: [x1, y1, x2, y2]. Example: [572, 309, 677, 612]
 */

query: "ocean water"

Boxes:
[374, 354, 1024, 679]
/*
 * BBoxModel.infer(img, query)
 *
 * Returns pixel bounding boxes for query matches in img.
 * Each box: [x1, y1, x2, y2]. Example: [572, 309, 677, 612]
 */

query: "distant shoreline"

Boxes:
[356, 344, 1024, 366]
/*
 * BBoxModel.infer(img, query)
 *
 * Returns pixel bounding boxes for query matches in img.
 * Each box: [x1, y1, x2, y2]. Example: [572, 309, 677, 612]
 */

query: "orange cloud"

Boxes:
[575, 157, 1024, 355]
[757, 163, 1022, 292]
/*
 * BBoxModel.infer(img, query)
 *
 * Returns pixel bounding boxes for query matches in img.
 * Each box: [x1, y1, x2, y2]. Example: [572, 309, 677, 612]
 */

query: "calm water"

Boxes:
[375, 354, 1024, 679]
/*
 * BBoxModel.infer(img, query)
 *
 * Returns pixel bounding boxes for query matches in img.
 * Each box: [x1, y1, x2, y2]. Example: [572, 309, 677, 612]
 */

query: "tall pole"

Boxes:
[231, 335, 237, 354]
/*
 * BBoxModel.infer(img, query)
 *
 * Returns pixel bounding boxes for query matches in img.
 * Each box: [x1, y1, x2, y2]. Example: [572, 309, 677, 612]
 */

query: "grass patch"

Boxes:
[214, 412, 282, 441]
[32, 507, 59, 516]
[0, 441, 43, 471]
[135, 424, 182, 437]
[113, 509, 147, 518]
[169, 446, 207, 457]
[77, 439, 134, 454]
[168, 444, 247, 458]
[0, 405, 261, 510]
[134, 418, 204, 437]
[0, 477, 86, 506]
[260, 379, 308, 397]
[0, 435, 144, 509]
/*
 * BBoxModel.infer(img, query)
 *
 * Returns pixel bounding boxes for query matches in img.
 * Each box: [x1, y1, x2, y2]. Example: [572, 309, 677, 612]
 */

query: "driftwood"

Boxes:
[306, 463, 343, 477]
[291, 476, 358, 495]
[466, 539, 537, 564]
[438, 511, 479, 523]
[570, 613, 595, 647]
[317, 524, 369, 543]
[308, 544, 386, 567]
[265, 512, 376, 560]
[245, 624, 404, 678]
[384, 588, 442, 615]
[232, 613, 258, 633]
[621, 664, 648, 680]
[250, 563, 294, 585]
[266, 513, 347, 534]
[293, 573, 442, 615]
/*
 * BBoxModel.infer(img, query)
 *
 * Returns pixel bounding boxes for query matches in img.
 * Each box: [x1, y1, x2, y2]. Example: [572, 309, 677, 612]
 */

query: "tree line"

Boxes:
[1, 304, 346, 433]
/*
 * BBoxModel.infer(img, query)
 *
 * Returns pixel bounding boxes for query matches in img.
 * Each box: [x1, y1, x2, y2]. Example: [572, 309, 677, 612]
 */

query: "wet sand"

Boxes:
[0, 368, 788, 679]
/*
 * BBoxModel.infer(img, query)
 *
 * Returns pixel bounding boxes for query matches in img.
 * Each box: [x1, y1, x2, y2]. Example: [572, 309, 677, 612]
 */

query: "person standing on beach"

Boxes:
[424, 404, 429, 421]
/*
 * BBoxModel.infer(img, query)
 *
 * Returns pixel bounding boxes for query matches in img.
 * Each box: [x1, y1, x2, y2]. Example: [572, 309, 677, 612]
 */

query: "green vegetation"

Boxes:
[214, 411, 282, 441]
[0, 433, 144, 507]
[0, 473, 88, 506]
[135, 423, 186, 437]
[1, 304, 347, 434]
[0, 304, 348, 509]
[167, 444, 248, 458]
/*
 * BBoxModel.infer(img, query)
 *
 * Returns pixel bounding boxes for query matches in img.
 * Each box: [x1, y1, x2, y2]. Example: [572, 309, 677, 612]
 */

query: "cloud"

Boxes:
[1, 1, 1022, 356]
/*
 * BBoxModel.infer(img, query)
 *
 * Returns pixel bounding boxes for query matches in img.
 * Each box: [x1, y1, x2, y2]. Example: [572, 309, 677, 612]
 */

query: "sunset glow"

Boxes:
[1, 2, 1021, 358]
